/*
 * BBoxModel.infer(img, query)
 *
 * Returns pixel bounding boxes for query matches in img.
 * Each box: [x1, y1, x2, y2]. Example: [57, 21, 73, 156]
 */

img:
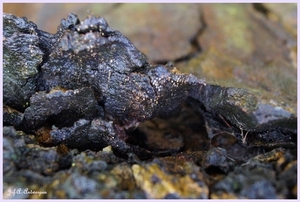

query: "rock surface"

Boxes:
[2, 3, 297, 199]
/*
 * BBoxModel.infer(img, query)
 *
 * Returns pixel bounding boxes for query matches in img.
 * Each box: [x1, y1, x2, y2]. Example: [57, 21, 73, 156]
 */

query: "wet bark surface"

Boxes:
[3, 3, 297, 199]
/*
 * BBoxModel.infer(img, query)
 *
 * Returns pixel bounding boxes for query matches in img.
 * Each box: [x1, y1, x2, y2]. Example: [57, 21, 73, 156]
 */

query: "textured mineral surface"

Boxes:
[2, 3, 297, 199]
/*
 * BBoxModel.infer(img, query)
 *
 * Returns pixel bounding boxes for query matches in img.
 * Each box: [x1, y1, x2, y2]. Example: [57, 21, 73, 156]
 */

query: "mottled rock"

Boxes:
[2, 8, 297, 199]
[5, 10, 296, 160]
[178, 4, 297, 118]
[3, 24, 43, 111]
[3, 105, 24, 127]
[263, 3, 297, 37]
[45, 150, 145, 199]
[111, 162, 137, 191]
[202, 147, 235, 174]
[211, 163, 278, 199]
[3, 13, 38, 38]
[3, 126, 70, 179]
[211, 148, 295, 199]
[132, 161, 209, 199]
[49, 118, 153, 159]
[189, 84, 297, 149]
[104, 3, 203, 62]
[23, 87, 100, 131]
[39, 14, 205, 127]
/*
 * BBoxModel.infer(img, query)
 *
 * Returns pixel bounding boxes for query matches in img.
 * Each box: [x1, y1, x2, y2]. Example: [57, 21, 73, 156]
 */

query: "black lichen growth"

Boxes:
[3, 13, 296, 159]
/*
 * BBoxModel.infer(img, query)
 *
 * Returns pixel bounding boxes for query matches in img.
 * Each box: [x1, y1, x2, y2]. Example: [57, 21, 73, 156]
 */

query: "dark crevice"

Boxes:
[152, 10, 207, 65]
[252, 3, 271, 17]
[125, 127, 148, 149]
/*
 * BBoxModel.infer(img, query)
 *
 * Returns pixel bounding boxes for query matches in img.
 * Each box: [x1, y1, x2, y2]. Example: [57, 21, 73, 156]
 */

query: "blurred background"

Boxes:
[3, 3, 297, 111]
